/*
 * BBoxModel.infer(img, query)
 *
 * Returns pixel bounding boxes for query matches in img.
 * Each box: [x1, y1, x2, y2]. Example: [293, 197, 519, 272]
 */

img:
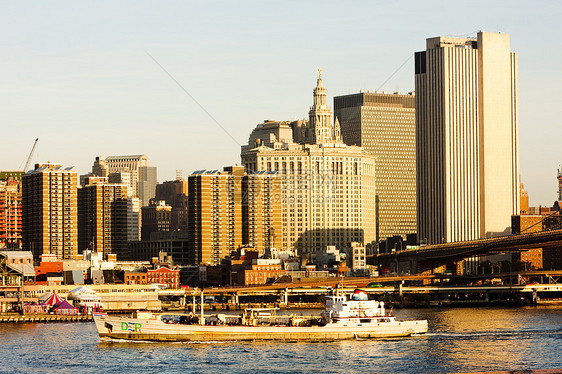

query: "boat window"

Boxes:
[161, 315, 181, 324]
[360, 319, 370, 323]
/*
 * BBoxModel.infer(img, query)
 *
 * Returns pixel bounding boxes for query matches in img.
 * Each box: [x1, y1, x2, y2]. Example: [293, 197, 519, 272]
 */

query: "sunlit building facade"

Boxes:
[415, 31, 519, 244]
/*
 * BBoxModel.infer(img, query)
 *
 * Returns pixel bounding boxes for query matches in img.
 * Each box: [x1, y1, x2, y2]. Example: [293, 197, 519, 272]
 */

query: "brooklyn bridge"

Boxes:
[372, 228, 562, 274]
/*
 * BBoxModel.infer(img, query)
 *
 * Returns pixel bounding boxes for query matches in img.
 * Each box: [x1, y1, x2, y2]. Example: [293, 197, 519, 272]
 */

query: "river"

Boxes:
[0, 306, 560, 373]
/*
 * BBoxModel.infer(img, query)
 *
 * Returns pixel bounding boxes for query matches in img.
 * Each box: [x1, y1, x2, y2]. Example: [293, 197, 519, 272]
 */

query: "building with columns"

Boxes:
[241, 74, 377, 259]
[415, 31, 519, 244]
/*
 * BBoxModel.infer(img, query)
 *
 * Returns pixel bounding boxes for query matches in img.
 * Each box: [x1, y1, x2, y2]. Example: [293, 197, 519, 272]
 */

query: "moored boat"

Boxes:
[92, 289, 428, 342]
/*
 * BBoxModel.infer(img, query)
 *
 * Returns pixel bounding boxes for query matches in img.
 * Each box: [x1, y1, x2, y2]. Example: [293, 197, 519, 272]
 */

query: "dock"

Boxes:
[0, 313, 92, 323]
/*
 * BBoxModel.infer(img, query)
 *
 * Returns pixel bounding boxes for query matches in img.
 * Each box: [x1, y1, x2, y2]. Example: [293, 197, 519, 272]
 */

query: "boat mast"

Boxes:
[200, 288, 204, 325]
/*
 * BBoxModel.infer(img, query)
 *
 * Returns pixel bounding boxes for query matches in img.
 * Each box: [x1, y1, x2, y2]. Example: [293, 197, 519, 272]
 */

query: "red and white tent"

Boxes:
[52, 300, 78, 315]
[40, 293, 65, 307]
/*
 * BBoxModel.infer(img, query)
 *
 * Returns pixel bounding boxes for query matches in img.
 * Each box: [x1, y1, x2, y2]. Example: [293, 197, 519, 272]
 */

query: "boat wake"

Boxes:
[426, 328, 562, 340]
[99, 337, 231, 344]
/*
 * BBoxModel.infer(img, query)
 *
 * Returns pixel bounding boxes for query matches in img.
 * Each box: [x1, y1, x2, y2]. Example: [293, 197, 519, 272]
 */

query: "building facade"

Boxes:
[129, 232, 191, 265]
[511, 214, 544, 269]
[188, 167, 244, 265]
[415, 31, 519, 244]
[22, 163, 78, 260]
[155, 179, 189, 232]
[242, 171, 282, 254]
[127, 197, 141, 242]
[141, 200, 172, 241]
[147, 266, 180, 289]
[334, 91, 416, 243]
[104, 155, 156, 206]
[188, 166, 282, 265]
[138, 166, 157, 207]
[0, 179, 22, 249]
[78, 176, 128, 259]
[241, 75, 377, 258]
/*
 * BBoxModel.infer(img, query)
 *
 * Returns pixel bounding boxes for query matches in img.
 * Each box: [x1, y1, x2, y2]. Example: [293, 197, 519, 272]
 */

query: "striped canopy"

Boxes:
[52, 300, 78, 315]
[41, 293, 65, 306]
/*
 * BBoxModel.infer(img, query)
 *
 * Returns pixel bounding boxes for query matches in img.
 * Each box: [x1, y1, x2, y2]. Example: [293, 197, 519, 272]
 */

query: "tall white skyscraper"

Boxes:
[415, 31, 519, 244]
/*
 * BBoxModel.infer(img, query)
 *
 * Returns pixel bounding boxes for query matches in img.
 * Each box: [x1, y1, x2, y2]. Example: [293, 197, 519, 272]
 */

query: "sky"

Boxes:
[1, 1, 561, 207]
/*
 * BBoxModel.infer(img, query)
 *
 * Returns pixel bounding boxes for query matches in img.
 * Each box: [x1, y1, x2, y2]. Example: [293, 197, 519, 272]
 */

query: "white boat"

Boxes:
[67, 286, 103, 311]
[93, 290, 428, 342]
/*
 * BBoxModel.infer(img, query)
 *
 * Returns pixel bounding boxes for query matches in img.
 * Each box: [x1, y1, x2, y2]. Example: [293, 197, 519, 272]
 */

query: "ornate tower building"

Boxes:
[308, 70, 342, 145]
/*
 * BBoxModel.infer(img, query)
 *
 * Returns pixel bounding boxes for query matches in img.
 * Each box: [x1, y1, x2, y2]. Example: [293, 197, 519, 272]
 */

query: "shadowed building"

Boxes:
[141, 200, 172, 241]
[78, 176, 128, 260]
[155, 179, 189, 232]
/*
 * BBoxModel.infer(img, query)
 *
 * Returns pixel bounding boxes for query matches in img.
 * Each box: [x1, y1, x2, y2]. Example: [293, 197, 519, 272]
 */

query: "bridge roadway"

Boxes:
[372, 229, 562, 265]
[199, 271, 562, 297]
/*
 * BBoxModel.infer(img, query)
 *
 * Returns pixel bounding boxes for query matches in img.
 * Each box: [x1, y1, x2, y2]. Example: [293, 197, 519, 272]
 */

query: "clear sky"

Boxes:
[1, 1, 560, 206]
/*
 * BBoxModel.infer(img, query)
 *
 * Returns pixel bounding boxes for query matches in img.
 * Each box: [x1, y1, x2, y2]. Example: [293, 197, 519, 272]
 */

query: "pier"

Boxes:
[0, 313, 92, 323]
[198, 271, 562, 308]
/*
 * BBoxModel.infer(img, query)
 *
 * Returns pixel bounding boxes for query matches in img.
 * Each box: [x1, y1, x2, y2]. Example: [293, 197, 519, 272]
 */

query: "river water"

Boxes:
[0, 306, 560, 373]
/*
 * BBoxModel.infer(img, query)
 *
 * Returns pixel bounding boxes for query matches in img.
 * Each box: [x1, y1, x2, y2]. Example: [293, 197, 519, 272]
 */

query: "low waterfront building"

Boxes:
[0, 251, 35, 286]
[124, 271, 148, 285]
[147, 266, 180, 289]
[347, 242, 368, 275]
[244, 259, 285, 286]
[129, 231, 191, 265]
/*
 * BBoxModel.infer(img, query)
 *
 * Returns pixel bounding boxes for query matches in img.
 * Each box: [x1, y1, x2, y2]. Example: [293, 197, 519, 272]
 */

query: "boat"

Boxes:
[92, 289, 428, 342]
[67, 286, 103, 312]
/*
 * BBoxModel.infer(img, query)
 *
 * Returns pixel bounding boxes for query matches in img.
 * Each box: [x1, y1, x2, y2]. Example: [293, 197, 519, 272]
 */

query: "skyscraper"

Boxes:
[241, 74, 377, 258]
[155, 179, 189, 232]
[78, 176, 128, 259]
[242, 171, 282, 254]
[188, 166, 282, 265]
[415, 31, 519, 244]
[334, 91, 416, 243]
[0, 179, 22, 249]
[141, 200, 171, 241]
[188, 167, 244, 265]
[22, 163, 78, 260]
[138, 166, 157, 207]
[104, 155, 157, 206]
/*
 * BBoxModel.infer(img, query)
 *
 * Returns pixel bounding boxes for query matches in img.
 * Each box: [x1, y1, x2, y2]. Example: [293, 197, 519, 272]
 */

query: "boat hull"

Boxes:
[93, 314, 428, 342]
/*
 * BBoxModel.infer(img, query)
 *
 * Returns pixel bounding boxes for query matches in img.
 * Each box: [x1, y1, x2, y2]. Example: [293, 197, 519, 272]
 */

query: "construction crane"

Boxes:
[22, 138, 38, 172]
